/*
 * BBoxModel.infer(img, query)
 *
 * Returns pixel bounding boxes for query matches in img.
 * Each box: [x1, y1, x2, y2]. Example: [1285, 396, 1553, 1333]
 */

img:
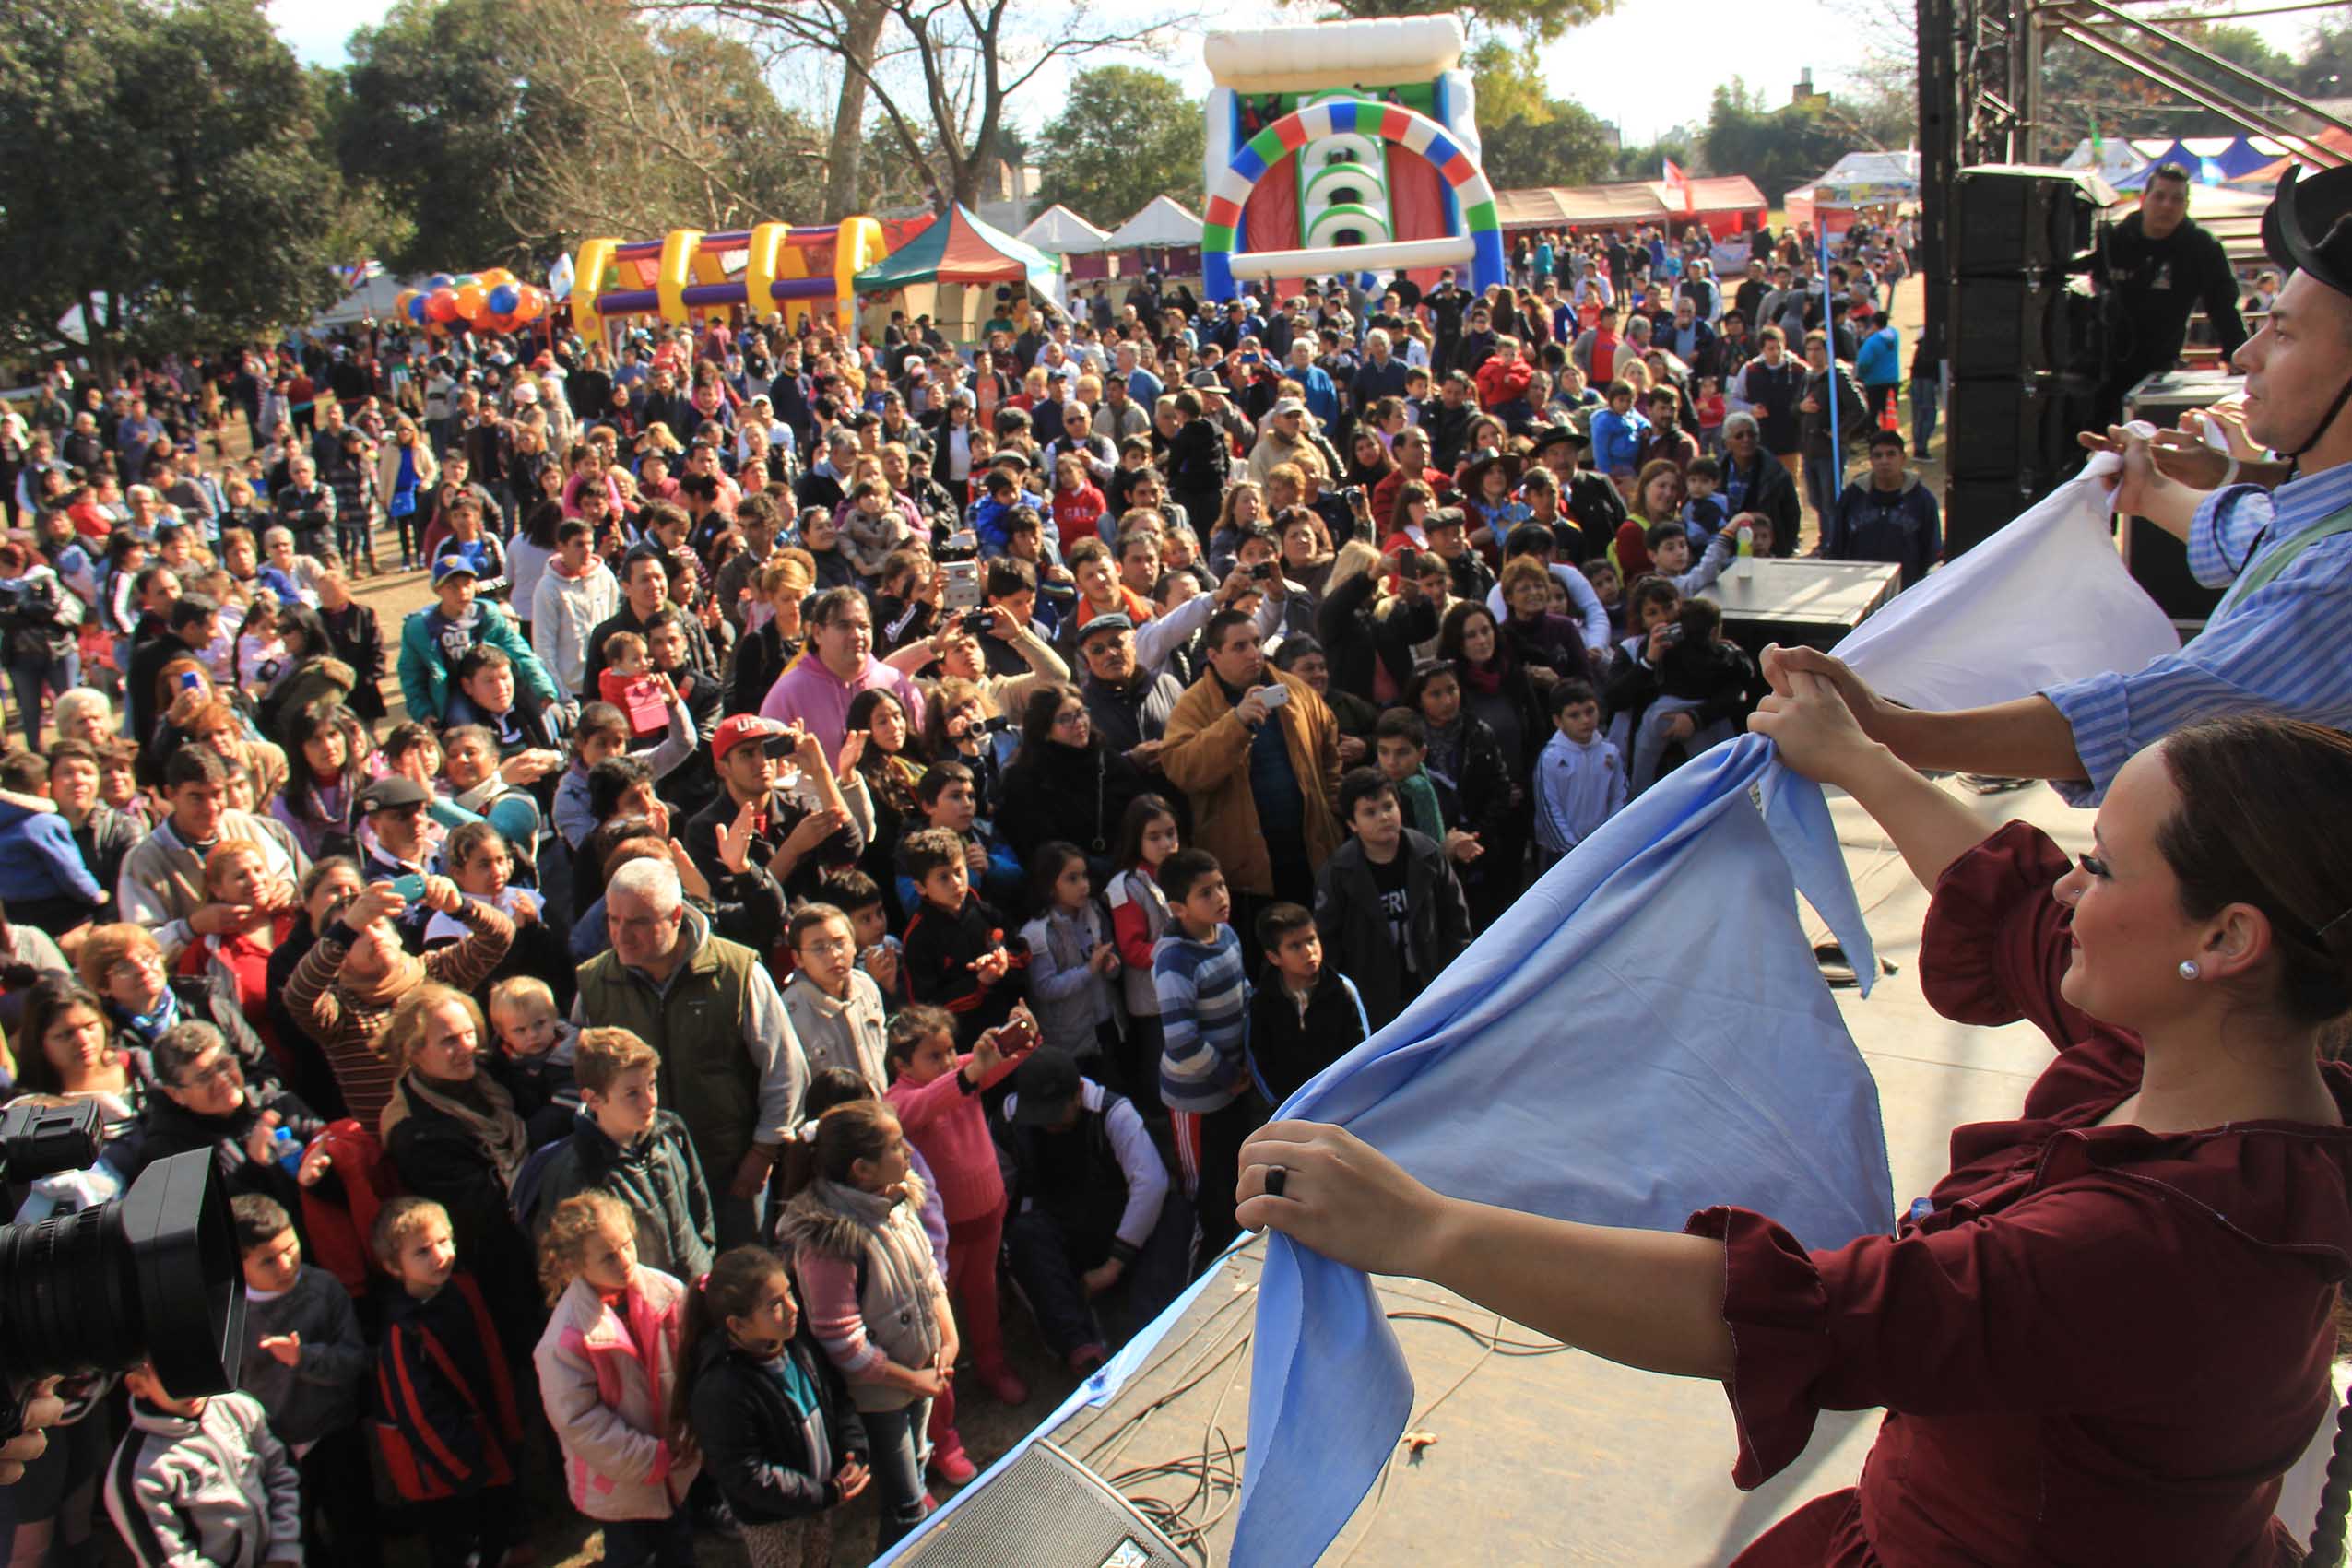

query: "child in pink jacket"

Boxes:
[882, 1001, 1039, 1482]
[533, 1191, 700, 1567]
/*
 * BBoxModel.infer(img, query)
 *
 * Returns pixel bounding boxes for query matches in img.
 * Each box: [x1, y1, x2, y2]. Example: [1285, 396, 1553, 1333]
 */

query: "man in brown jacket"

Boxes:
[1157, 609, 1342, 930]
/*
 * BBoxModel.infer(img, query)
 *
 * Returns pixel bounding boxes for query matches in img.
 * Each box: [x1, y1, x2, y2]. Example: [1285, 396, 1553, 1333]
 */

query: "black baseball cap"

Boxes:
[1011, 1049, 1082, 1125]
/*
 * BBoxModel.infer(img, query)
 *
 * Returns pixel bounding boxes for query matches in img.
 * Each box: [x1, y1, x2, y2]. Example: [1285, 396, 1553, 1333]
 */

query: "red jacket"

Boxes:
[1473, 353, 1532, 412]
[1710, 822, 2352, 1567]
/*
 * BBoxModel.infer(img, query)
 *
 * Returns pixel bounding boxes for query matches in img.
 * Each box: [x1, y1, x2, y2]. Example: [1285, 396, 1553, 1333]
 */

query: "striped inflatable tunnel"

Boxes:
[1201, 99, 1505, 303]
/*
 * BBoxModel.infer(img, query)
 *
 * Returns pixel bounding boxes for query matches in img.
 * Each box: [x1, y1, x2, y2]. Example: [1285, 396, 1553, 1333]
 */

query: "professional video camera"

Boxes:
[0, 1100, 243, 1440]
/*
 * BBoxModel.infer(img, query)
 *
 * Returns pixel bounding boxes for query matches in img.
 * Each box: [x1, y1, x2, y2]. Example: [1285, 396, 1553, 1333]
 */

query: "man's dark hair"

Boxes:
[916, 759, 975, 808]
[164, 746, 230, 791]
[1204, 608, 1255, 653]
[986, 557, 1037, 599]
[230, 1193, 292, 1253]
[586, 755, 654, 821]
[817, 867, 883, 913]
[1158, 847, 1223, 905]
[452, 645, 511, 686]
[899, 826, 965, 885]
[1547, 678, 1600, 715]
[1373, 708, 1427, 749]
[0, 751, 45, 795]
[1337, 765, 1398, 823]
[2149, 160, 2192, 189]
[1256, 900, 1315, 954]
[168, 592, 218, 632]
[1867, 429, 1908, 454]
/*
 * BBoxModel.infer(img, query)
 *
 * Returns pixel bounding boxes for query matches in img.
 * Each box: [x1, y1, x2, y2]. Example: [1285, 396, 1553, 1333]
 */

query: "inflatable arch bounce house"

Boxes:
[569, 218, 891, 340]
[1200, 17, 1501, 302]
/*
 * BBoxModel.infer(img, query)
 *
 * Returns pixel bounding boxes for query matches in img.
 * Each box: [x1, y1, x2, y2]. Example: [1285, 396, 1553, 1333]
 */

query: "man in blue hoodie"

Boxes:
[1823, 430, 1943, 588]
[0, 751, 106, 937]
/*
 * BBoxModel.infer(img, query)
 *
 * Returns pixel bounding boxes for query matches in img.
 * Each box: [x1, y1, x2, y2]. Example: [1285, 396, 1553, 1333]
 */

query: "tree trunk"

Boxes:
[822, 0, 889, 218]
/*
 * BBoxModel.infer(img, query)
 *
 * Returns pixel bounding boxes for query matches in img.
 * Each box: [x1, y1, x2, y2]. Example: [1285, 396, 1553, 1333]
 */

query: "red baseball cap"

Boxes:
[712, 714, 787, 764]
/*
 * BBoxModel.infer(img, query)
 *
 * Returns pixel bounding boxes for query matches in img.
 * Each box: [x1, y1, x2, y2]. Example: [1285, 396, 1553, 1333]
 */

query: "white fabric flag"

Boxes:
[1832, 454, 2181, 710]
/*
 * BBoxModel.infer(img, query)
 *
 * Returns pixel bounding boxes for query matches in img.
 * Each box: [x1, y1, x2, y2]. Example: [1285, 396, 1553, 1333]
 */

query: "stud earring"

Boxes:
[2179, 960, 2201, 981]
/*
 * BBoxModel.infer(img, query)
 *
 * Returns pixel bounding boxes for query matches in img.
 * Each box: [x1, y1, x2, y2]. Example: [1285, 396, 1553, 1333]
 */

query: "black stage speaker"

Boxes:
[1948, 164, 2114, 277]
[1944, 374, 2098, 482]
[1944, 165, 2116, 558]
[1950, 275, 2103, 379]
[892, 1440, 1192, 1566]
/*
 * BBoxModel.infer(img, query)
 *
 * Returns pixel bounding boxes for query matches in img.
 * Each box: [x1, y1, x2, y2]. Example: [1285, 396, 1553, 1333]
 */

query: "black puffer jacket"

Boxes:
[687, 1327, 869, 1525]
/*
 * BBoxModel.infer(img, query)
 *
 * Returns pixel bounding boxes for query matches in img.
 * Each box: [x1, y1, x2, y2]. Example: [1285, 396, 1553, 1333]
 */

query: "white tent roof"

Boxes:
[1018, 204, 1113, 253]
[1814, 150, 1920, 189]
[316, 272, 413, 328]
[1105, 195, 1202, 250]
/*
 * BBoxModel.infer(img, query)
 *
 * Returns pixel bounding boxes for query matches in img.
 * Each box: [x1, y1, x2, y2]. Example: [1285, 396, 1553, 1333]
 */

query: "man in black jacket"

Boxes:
[2094, 162, 2251, 424]
[1312, 769, 1471, 1031]
[1824, 430, 1943, 588]
[682, 715, 861, 908]
[1245, 902, 1369, 1105]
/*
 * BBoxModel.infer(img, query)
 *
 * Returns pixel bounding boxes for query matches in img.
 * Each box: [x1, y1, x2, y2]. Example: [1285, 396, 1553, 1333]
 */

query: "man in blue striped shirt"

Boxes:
[1779, 164, 2352, 803]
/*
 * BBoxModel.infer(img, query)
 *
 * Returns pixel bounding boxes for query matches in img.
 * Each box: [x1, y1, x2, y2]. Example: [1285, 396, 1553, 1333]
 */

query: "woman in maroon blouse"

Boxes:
[1237, 662, 2352, 1565]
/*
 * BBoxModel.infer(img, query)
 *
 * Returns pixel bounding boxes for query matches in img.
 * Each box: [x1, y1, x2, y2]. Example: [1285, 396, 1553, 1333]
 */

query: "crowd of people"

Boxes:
[0, 212, 1954, 1568]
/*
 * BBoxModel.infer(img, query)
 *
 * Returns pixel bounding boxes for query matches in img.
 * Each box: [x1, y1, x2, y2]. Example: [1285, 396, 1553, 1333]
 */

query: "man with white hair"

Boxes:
[1351, 326, 1410, 414]
[572, 855, 805, 1247]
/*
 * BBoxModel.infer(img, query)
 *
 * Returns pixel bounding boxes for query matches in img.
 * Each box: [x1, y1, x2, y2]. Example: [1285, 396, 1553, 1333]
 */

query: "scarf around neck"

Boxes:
[387, 1067, 527, 1183]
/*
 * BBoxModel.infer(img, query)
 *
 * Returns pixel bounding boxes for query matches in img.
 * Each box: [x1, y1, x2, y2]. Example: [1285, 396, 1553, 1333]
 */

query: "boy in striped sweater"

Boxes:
[1152, 848, 1261, 1264]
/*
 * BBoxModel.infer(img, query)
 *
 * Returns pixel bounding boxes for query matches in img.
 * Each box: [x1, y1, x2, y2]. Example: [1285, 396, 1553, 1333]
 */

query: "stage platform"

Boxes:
[998, 775, 2099, 1565]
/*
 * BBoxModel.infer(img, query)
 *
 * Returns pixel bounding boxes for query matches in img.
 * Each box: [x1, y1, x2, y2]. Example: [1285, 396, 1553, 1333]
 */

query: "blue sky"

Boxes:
[268, 0, 2327, 153]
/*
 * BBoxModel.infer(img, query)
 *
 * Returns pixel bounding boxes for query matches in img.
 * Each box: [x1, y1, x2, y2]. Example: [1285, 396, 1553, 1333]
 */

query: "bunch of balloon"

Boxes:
[393, 268, 550, 336]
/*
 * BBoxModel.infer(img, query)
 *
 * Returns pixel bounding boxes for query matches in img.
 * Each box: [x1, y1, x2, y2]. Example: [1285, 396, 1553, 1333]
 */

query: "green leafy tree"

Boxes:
[1034, 65, 1205, 224]
[1700, 78, 1851, 195]
[0, 0, 342, 372]
[338, 0, 569, 271]
[1466, 43, 1617, 189]
[341, 0, 826, 271]
[1328, 0, 1617, 46]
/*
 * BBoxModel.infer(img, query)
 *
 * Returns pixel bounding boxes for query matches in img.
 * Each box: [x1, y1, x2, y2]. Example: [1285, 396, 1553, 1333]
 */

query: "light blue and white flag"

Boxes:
[1230, 736, 1897, 1567]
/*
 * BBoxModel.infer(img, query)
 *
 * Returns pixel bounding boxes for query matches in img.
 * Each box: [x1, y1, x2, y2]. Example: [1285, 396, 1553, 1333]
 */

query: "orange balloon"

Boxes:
[476, 267, 514, 288]
[454, 283, 488, 319]
[478, 311, 514, 335]
[512, 286, 545, 324]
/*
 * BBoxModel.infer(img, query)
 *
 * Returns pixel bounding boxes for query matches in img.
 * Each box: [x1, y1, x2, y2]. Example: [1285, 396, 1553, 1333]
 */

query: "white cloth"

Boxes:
[1832, 455, 2181, 711]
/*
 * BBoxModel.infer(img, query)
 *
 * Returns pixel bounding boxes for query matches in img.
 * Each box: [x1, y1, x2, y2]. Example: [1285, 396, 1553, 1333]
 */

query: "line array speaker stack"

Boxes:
[1944, 164, 2113, 557]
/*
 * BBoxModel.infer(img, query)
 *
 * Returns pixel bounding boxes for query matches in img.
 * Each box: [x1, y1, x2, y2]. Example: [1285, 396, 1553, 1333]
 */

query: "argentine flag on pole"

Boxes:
[1229, 735, 1897, 1567]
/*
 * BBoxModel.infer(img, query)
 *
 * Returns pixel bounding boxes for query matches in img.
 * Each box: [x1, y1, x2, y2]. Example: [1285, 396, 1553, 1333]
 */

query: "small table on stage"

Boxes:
[1698, 559, 1902, 653]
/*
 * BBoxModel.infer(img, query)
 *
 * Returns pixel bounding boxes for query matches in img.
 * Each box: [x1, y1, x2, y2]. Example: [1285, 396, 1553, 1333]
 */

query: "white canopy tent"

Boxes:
[1104, 195, 1203, 250]
[315, 272, 414, 328]
[1018, 204, 1113, 254]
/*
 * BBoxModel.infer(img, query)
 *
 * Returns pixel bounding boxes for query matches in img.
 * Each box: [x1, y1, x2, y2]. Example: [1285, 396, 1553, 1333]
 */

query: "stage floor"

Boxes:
[1027, 776, 2097, 1566]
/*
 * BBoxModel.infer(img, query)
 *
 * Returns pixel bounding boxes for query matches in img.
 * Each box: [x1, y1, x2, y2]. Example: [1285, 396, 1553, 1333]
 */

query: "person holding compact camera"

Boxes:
[1157, 608, 1343, 941]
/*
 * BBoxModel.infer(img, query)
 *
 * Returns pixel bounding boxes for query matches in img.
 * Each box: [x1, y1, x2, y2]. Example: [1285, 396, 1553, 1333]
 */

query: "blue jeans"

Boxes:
[8, 652, 78, 748]
[600, 1509, 694, 1568]
[1911, 373, 1941, 454]
[864, 1400, 933, 1553]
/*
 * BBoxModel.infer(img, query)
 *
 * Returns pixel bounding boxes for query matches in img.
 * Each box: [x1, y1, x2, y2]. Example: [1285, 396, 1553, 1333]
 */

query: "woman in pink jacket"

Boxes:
[533, 1191, 701, 1568]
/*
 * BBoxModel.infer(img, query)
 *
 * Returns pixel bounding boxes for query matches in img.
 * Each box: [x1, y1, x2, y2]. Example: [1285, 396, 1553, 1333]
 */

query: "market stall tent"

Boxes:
[1492, 175, 1767, 238]
[852, 203, 1065, 338]
[1018, 205, 1113, 254]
